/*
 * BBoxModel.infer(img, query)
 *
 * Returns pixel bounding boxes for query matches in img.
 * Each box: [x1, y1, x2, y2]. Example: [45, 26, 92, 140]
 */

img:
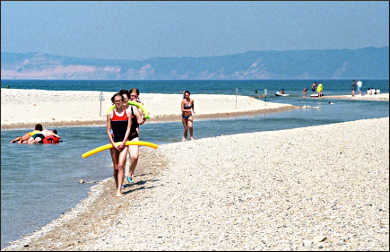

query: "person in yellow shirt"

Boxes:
[10, 124, 43, 143]
[317, 82, 323, 97]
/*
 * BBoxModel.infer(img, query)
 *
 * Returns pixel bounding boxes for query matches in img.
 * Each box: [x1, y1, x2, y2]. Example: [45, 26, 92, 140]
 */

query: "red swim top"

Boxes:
[43, 136, 60, 144]
[111, 109, 129, 142]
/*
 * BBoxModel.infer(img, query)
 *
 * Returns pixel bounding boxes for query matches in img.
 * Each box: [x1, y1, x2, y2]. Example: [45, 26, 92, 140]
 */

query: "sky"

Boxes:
[1, 1, 389, 60]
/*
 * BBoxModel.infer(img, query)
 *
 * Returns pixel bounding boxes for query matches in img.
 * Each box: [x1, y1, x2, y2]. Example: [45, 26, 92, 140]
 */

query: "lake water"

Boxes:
[1, 79, 389, 248]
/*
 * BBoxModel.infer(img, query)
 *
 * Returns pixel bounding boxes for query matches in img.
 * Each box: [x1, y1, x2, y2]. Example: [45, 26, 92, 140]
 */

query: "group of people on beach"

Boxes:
[352, 80, 381, 96]
[308, 81, 324, 97]
[107, 88, 147, 196]
[351, 80, 363, 96]
[9, 87, 196, 197]
[10, 123, 60, 144]
[107, 88, 195, 196]
[302, 81, 323, 97]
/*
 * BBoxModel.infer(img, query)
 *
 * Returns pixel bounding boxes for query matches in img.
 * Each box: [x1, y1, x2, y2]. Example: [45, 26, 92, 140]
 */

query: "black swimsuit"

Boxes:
[32, 133, 45, 144]
[181, 103, 192, 120]
[182, 101, 192, 119]
[111, 109, 129, 142]
[128, 106, 139, 141]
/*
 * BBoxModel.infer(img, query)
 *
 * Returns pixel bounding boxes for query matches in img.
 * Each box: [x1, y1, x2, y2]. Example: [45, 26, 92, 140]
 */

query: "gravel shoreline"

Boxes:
[3, 117, 389, 251]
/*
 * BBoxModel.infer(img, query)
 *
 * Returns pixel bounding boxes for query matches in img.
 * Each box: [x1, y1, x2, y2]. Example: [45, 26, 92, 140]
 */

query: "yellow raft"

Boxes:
[107, 101, 150, 119]
[82, 141, 158, 159]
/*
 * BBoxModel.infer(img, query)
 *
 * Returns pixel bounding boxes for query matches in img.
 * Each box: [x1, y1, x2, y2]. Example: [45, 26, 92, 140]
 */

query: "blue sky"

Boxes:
[1, 1, 389, 60]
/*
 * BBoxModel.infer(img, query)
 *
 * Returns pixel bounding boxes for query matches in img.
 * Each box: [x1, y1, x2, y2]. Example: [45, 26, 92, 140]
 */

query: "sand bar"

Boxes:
[3, 117, 389, 251]
[1, 89, 294, 130]
[315, 93, 389, 101]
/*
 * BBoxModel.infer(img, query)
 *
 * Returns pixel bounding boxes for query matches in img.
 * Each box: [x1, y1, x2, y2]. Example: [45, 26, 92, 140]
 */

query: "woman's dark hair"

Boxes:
[129, 88, 140, 96]
[111, 92, 122, 104]
[119, 89, 129, 97]
[52, 129, 58, 134]
[35, 124, 43, 131]
[183, 90, 190, 98]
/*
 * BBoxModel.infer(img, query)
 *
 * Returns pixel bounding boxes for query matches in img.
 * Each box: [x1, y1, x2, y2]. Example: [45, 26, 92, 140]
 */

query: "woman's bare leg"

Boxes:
[188, 117, 194, 140]
[110, 148, 119, 189]
[116, 147, 128, 196]
[182, 118, 188, 141]
[128, 143, 139, 180]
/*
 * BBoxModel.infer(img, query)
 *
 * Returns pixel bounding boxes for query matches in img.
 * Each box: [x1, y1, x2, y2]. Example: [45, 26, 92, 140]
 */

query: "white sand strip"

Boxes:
[4, 117, 388, 251]
[324, 93, 389, 101]
[1, 89, 294, 129]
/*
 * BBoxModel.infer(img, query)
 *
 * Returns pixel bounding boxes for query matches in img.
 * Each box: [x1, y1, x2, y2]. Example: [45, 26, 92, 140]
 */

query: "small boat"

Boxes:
[275, 91, 290, 97]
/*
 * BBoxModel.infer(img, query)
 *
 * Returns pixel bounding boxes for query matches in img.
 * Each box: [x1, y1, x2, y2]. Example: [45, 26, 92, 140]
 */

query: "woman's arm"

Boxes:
[133, 106, 144, 124]
[137, 106, 146, 124]
[181, 100, 185, 113]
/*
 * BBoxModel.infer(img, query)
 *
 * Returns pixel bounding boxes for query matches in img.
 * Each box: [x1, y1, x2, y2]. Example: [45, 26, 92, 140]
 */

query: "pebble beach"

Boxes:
[3, 117, 389, 251]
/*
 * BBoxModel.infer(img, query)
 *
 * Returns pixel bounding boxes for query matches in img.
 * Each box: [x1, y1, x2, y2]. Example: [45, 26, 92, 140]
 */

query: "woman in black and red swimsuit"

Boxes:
[107, 92, 132, 196]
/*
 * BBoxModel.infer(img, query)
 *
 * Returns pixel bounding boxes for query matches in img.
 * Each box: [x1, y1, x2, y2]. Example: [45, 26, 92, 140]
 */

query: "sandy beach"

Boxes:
[1, 89, 295, 130]
[316, 93, 389, 101]
[3, 117, 388, 251]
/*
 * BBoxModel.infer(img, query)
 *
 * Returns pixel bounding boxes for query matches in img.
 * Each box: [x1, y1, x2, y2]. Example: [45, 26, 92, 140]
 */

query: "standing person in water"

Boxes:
[311, 81, 317, 94]
[181, 90, 195, 141]
[126, 88, 145, 184]
[107, 92, 132, 196]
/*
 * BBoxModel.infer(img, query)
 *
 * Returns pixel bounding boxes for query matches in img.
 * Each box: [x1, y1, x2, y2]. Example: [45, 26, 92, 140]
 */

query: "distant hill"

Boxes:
[1, 47, 388, 80]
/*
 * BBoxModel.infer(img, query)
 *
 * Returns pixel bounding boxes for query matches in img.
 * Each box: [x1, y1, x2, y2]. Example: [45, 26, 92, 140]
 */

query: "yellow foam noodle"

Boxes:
[107, 101, 150, 119]
[82, 141, 158, 159]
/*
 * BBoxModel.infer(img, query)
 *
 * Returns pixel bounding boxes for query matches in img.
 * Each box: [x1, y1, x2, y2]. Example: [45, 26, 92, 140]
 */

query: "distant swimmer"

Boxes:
[328, 101, 335, 105]
[181, 90, 195, 141]
[107, 92, 132, 196]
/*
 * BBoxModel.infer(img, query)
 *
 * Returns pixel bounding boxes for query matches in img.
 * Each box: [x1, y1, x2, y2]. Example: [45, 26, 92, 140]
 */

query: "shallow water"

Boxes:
[1, 80, 389, 248]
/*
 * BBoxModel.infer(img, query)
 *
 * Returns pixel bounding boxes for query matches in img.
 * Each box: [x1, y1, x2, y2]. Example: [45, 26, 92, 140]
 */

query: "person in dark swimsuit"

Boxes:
[352, 80, 356, 96]
[107, 92, 132, 196]
[125, 88, 145, 184]
[312, 82, 317, 94]
[181, 90, 195, 141]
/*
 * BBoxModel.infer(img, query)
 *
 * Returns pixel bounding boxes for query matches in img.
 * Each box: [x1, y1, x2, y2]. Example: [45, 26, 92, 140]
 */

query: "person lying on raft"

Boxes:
[25, 129, 61, 144]
[10, 123, 43, 143]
